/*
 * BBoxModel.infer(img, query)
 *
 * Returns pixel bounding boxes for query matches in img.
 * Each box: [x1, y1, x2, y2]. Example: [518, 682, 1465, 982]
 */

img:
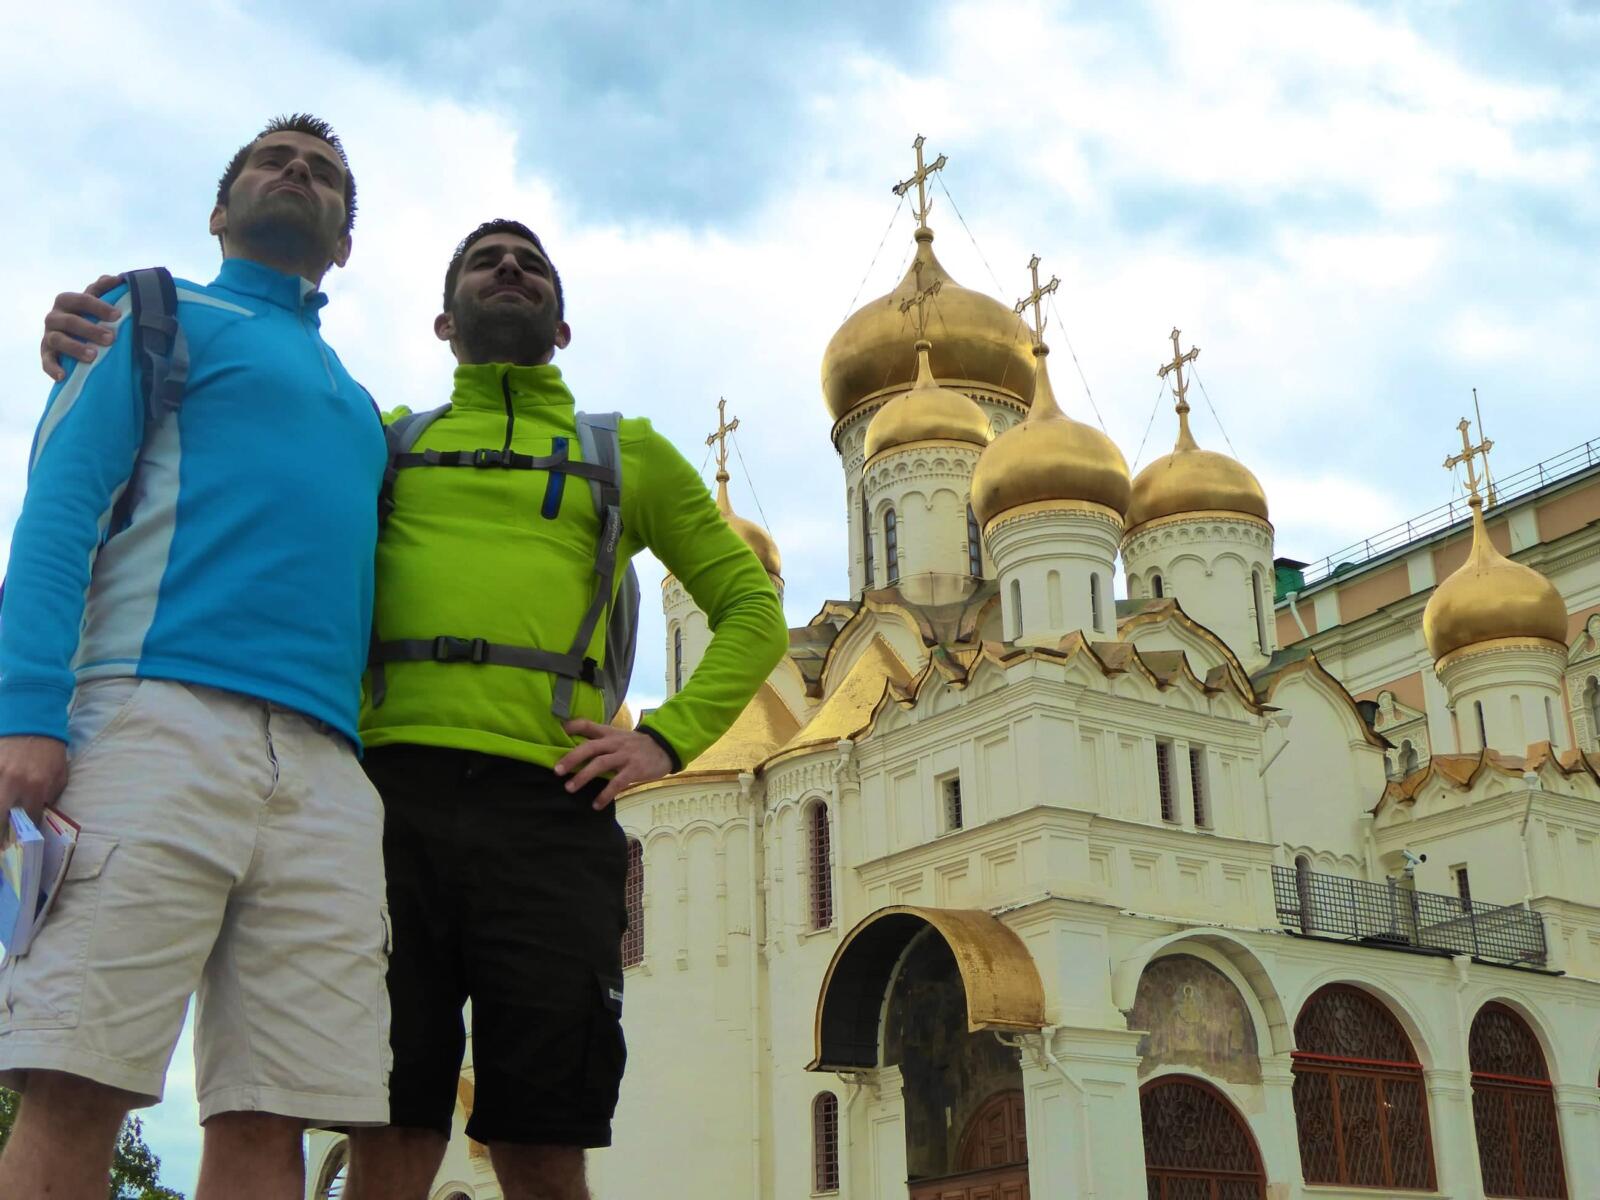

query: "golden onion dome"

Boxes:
[1126, 401, 1269, 531]
[821, 226, 1036, 423]
[863, 340, 991, 461]
[1423, 496, 1566, 660]
[970, 346, 1130, 526]
[716, 472, 782, 581]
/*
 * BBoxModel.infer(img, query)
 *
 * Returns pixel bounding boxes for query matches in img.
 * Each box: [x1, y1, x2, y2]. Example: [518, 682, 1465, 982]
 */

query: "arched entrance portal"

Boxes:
[1140, 1076, 1266, 1199]
[810, 905, 1045, 1198]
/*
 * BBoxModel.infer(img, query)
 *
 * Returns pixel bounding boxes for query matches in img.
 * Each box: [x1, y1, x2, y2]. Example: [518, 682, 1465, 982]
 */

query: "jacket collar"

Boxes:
[450, 362, 574, 414]
[212, 258, 329, 322]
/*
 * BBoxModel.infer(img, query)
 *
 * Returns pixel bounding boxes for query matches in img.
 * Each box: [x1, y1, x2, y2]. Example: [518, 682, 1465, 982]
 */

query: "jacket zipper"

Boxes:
[501, 374, 516, 453]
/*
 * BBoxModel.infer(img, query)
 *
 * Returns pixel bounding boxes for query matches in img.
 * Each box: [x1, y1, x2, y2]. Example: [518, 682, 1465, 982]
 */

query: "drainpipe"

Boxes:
[998, 1028, 1098, 1200]
[831, 740, 854, 927]
[1284, 589, 1310, 641]
[740, 771, 764, 1200]
[838, 1071, 867, 1197]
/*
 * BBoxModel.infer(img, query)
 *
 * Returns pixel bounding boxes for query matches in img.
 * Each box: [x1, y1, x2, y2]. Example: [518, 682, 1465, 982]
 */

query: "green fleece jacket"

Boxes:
[361, 362, 788, 769]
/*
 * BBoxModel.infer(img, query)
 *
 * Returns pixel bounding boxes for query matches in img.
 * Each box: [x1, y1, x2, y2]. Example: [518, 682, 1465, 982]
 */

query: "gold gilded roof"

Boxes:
[684, 681, 800, 775]
[808, 904, 1045, 1070]
[1126, 401, 1268, 531]
[821, 228, 1035, 423]
[970, 347, 1130, 526]
[863, 340, 991, 461]
[1423, 496, 1566, 660]
[772, 635, 912, 761]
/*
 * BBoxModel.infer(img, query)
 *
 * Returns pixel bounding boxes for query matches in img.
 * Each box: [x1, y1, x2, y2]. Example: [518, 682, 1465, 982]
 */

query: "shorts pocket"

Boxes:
[0, 833, 119, 1031]
[66, 679, 147, 765]
[583, 971, 627, 1109]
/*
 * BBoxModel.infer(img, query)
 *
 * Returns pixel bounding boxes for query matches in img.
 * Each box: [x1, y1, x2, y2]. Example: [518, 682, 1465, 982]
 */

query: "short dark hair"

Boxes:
[444, 219, 564, 318]
[216, 113, 357, 234]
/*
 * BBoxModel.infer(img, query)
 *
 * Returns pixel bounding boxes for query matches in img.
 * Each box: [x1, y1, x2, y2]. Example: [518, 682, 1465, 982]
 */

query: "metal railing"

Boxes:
[1288, 435, 1600, 592]
[1272, 865, 1547, 968]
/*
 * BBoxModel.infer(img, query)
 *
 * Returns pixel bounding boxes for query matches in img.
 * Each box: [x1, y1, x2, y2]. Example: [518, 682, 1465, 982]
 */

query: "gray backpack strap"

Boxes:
[560, 414, 635, 720]
[369, 404, 452, 706]
[107, 268, 189, 535]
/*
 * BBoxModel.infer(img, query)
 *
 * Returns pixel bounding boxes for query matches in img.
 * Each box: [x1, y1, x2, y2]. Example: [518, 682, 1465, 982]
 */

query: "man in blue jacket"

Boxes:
[0, 115, 390, 1200]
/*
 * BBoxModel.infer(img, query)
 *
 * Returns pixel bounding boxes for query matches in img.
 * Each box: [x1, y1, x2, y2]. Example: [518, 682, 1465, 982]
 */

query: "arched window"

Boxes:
[1469, 1003, 1567, 1198]
[1151, 572, 1164, 599]
[1544, 695, 1557, 747]
[884, 508, 900, 585]
[1141, 1076, 1266, 1198]
[807, 801, 833, 930]
[1476, 701, 1489, 750]
[1089, 572, 1103, 633]
[1400, 740, 1419, 776]
[1252, 567, 1269, 652]
[1009, 579, 1024, 640]
[812, 1091, 840, 1193]
[1292, 984, 1436, 1190]
[314, 1141, 348, 1200]
[671, 625, 684, 694]
[861, 490, 875, 587]
[622, 838, 645, 967]
[966, 504, 982, 577]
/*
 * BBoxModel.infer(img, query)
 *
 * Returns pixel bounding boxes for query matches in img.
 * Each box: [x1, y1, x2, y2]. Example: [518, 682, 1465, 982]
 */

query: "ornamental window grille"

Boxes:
[1291, 984, 1437, 1190]
[622, 838, 645, 967]
[862, 491, 875, 587]
[1140, 1076, 1267, 1199]
[884, 508, 900, 585]
[1189, 746, 1209, 828]
[966, 504, 982, 576]
[812, 1091, 840, 1192]
[807, 801, 833, 930]
[672, 625, 683, 694]
[1454, 864, 1473, 912]
[1156, 740, 1177, 823]
[1469, 1002, 1567, 1198]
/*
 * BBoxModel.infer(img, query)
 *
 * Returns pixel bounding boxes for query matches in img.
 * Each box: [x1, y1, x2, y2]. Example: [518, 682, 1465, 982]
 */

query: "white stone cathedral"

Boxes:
[308, 149, 1600, 1200]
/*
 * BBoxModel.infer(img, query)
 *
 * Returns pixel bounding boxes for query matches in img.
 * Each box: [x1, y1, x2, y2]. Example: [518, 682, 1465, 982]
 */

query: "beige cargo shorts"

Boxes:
[0, 678, 391, 1126]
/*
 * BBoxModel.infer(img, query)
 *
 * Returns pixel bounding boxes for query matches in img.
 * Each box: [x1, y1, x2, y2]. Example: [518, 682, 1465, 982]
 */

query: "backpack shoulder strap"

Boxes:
[107, 268, 188, 535]
[378, 404, 452, 526]
[574, 412, 623, 513]
[553, 413, 627, 720]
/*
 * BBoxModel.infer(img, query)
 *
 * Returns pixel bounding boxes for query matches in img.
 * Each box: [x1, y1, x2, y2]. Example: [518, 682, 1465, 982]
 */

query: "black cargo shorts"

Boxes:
[365, 744, 629, 1148]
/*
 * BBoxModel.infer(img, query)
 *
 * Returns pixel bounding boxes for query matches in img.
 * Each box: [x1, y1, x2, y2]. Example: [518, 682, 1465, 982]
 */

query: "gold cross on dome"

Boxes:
[1444, 416, 1493, 503]
[892, 134, 948, 231]
[1013, 254, 1060, 349]
[705, 396, 740, 481]
[898, 258, 943, 342]
[1157, 327, 1200, 411]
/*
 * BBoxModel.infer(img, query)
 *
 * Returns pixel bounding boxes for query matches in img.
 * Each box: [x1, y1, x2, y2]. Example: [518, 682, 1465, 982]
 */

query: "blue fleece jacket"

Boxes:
[0, 258, 386, 745]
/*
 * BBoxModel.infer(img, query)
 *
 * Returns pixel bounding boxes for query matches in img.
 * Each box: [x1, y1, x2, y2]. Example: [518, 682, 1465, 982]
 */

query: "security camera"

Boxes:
[1400, 849, 1427, 871]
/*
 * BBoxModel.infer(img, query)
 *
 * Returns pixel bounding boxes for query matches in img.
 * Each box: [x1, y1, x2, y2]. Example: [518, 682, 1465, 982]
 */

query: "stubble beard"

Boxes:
[454, 296, 559, 367]
[230, 190, 337, 273]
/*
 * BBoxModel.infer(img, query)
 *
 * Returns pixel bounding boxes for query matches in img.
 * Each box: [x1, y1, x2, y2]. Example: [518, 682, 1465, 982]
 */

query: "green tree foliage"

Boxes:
[0, 1088, 186, 1199]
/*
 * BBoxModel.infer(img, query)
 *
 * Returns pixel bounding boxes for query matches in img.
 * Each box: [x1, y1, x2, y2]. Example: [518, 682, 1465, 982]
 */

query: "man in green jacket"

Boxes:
[39, 220, 789, 1200]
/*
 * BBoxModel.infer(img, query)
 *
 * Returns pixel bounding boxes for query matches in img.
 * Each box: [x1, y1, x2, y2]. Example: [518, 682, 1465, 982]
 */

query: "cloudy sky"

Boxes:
[3, 0, 1597, 1190]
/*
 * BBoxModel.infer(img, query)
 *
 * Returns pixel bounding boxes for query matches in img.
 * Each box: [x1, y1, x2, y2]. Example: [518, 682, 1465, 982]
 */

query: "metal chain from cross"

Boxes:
[1013, 253, 1060, 349]
[1157, 327, 1200, 413]
[891, 134, 948, 231]
[1444, 416, 1493, 505]
[705, 396, 740, 482]
[898, 259, 942, 343]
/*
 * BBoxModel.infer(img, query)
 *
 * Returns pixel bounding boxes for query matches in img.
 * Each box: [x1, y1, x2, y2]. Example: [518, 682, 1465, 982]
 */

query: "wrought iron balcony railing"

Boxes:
[1272, 865, 1548, 969]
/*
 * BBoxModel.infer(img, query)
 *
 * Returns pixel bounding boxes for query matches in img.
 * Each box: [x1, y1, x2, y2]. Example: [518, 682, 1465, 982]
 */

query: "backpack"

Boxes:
[367, 403, 640, 722]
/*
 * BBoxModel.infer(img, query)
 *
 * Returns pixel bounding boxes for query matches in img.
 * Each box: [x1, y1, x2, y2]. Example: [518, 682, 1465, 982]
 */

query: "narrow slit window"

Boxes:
[672, 625, 683, 694]
[1188, 746, 1208, 828]
[966, 504, 982, 577]
[1475, 700, 1488, 750]
[812, 1092, 840, 1193]
[884, 508, 899, 585]
[861, 490, 874, 587]
[1454, 864, 1472, 912]
[942, 775, 963, 832]
[1252, 567, 1269, 651]
[1151, 573, 1164, 598]
[1010, 579, 1023, 640]
[1156, 741, 1176, 823]
[1090, 572, 1103, 633]
[808, 802, 833, 930]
